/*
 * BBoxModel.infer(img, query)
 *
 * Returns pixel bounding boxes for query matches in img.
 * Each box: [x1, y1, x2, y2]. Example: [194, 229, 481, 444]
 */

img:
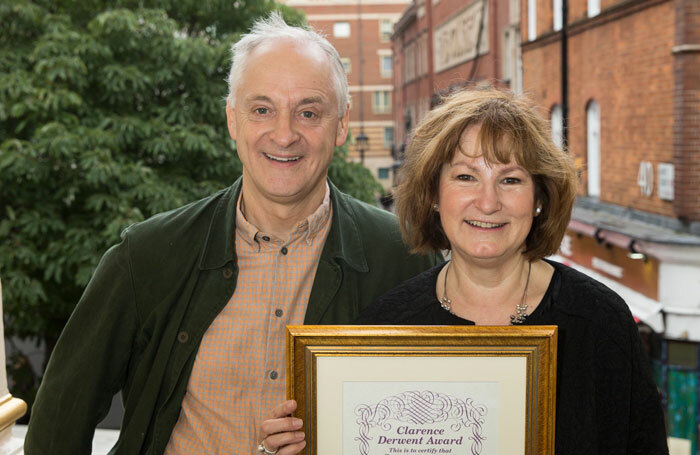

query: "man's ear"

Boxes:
[225, 101, 237, 141]
[335, 105, 350, 147]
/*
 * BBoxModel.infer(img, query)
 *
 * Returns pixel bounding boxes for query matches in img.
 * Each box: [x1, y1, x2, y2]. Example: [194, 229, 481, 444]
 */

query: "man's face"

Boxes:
[226, 40, 349, 208]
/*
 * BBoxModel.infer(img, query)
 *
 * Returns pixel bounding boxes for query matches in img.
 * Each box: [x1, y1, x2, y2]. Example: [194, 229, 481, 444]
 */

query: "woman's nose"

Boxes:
[473, 184, 501, 214]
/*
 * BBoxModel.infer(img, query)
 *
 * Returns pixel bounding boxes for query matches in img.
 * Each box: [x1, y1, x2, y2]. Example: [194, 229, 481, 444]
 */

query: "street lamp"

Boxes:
[355, 131, 369, 164]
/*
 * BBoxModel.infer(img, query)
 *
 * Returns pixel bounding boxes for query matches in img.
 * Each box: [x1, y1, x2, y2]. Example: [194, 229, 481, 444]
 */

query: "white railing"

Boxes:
[0, 278, 28, 454]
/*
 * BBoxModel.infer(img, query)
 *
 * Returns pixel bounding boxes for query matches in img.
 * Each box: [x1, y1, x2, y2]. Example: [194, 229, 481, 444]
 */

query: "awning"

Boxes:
[549, 255, 665, 333]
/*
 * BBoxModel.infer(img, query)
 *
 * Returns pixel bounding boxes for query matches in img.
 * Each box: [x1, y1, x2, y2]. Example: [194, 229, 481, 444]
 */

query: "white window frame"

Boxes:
[372, 91, 392, 115]
[341, 57, 351, 74]
[528, 0, 537, 41]
[586, 100, 601, 197]
[379, 19, 393, 42]
[551, 104, 563, 150]
[380, 55, 393, 78]
[553, 0, 563, 31]
[383, 126, 394, 148]
[588, 0, 600, 17]
[333, 22, 350, 38]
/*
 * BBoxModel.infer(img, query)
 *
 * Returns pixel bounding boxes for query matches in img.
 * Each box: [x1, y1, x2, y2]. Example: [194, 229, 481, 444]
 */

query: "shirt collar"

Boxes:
[198, 178, 368, 272]
[235, 182, 332, 248]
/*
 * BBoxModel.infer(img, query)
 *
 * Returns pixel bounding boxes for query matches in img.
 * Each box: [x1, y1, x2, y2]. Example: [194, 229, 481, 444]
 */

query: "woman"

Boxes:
[356, 88, 668, 454]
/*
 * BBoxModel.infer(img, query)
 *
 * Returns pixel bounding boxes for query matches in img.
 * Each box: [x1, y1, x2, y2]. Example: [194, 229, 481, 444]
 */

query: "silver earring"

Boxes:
[433, 203, 439, 211]
[535, 207, 542, 215]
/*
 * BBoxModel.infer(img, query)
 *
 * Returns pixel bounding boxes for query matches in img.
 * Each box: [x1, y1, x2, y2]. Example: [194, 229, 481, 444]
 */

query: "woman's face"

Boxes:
[437, 125, 538, 265]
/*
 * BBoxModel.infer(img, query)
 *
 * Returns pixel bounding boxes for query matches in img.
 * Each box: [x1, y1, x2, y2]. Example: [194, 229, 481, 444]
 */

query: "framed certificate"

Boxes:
[286, 325, 557, 455]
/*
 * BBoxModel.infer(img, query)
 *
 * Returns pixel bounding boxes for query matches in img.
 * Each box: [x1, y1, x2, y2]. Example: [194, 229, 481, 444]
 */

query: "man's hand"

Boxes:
[258, 400, 306, 454]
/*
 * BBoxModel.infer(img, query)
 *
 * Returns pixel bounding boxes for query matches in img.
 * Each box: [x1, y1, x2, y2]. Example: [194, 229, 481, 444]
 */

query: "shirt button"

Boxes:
[177, 331, 189, 343]
[275, 309, 284, 317]
[269, 370, 278, 380]
[222, 268, 233, 279]
[281, 246, 288, 255]
[262, 235, 270, 242]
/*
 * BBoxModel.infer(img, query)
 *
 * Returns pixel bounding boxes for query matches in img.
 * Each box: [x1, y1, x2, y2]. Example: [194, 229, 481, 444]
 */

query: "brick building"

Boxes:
[522, 0, 700, 451]
[280, 0, 411, 191]
[392, 0, 522, 176]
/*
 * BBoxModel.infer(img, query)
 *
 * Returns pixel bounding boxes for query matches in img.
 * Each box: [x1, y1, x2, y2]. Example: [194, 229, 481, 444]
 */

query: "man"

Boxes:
[25, 13, 439, 454]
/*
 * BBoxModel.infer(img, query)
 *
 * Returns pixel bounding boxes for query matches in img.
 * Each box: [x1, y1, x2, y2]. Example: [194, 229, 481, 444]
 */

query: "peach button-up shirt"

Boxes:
[165, 185, 332, 454]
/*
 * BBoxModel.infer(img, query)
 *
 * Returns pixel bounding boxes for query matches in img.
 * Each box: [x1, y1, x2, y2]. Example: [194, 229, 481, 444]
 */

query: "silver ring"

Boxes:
[257, 442, 278, 455]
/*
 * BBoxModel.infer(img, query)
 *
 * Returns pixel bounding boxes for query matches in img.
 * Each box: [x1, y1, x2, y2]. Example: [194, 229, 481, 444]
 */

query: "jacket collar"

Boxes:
[198, 177, 368, 273]
[321, 180, 369, 273]
[198, 178, 241, 270]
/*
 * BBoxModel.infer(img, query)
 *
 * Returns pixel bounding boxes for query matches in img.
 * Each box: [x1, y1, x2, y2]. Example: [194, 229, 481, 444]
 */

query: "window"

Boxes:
[341, 57, 351, 74]
[380, 55, 393, 78]
[550, 104, 563, 149]
[384, 127, 394, 148]
[502, 26, 523, 93]
[586, 100, 601, 197]
[528, 0, 536, 41]
[588, 0, 600, 17]
[378, 167, 390, 179]
[333, 22, 350, 38]
[668, 341, 698, 368]
[380, 20, 393, 42]
[404, 41, 416, 82]
[372, 91, 392, 114]
[553, 0, 562, 31]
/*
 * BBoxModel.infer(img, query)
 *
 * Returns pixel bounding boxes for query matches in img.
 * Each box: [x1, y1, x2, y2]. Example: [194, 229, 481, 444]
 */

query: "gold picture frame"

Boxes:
[286, 325, 557, 455]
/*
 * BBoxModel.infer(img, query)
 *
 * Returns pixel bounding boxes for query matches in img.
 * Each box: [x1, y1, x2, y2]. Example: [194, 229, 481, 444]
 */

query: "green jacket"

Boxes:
[25, 179, 440, 454]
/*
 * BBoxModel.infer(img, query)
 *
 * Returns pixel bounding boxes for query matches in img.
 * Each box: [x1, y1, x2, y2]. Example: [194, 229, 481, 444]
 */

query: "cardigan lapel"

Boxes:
[304, 180, 368, 324]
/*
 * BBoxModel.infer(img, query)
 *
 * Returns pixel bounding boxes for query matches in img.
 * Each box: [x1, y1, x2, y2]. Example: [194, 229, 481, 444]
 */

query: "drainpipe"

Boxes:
[561, 0, 569, 148]
[425, 0, 434, 102]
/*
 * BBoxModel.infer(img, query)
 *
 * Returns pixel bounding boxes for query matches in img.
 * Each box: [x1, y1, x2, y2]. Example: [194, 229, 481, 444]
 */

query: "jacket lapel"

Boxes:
[304, 181, 368, 324]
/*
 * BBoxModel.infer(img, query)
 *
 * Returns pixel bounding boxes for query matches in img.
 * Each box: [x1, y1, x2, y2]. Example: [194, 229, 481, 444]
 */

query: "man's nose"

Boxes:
[269, 111, 300, 147]
[474, 183, 501, 214]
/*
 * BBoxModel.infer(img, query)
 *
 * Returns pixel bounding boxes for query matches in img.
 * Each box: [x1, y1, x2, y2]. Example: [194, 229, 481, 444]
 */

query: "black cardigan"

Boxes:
[356, 260, 669, 455]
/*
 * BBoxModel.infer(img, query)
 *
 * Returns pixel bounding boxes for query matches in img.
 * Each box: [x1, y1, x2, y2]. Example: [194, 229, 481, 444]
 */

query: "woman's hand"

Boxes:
[258, 400, 306, 455]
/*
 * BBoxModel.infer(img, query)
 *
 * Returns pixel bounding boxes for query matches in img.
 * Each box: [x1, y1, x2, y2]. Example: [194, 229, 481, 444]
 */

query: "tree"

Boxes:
[0, 0, 382, 412]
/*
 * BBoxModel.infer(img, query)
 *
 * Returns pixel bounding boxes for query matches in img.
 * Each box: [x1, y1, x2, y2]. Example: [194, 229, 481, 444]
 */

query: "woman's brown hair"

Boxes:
[395, 87, 578, 261]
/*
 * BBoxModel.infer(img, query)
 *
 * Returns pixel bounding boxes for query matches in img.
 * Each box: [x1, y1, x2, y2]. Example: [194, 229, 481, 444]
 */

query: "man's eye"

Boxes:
[254, 107, 269, 115]
[300, 110, 317, 119]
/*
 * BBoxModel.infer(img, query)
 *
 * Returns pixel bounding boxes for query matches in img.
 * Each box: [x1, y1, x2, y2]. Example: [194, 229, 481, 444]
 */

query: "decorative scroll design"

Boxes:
[354, 390, 488, 455]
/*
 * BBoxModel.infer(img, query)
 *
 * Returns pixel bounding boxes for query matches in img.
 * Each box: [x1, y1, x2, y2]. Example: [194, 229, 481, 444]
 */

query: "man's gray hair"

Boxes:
[227, 12, 350, 118]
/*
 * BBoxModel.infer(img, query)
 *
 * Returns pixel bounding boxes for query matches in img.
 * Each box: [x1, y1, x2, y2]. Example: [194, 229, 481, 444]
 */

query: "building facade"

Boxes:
[281, 0, 411, 190]
[521, 0, 700, 452]
[391, 0, 522, 179]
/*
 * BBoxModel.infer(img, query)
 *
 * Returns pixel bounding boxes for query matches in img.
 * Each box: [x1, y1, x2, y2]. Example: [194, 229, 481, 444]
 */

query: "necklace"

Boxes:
[440, 260, 532, 325]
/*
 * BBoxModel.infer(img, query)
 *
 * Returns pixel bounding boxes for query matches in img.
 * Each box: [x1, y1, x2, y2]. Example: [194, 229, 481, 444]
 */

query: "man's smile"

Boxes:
[263, 152, 301, 162]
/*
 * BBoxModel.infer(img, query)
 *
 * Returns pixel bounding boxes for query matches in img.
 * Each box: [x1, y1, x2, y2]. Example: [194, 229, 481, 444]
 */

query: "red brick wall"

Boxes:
[298, 1, 408, 156]
[524, 0, 677, 217]
[520, 39, 561, 114]
[521, 0, 556, 41]
[394, 0, 515, 145]
[433, 0, 512, 91]
[673, 0, 700, 221]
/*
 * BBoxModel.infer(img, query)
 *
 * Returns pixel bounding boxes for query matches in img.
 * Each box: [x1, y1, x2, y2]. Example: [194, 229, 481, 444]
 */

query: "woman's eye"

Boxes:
[456, 174, 474, 181]
[503, 177, 521, 184]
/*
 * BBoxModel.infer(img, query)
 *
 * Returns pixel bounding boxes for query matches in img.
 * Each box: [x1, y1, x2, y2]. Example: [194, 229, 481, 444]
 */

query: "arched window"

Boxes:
[588, 0, 600, 17]
[553, 0, 563, 31]
[586, 100, 601, 197]
[528, 0, 536, 41]
[550, 104, 563, 150]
